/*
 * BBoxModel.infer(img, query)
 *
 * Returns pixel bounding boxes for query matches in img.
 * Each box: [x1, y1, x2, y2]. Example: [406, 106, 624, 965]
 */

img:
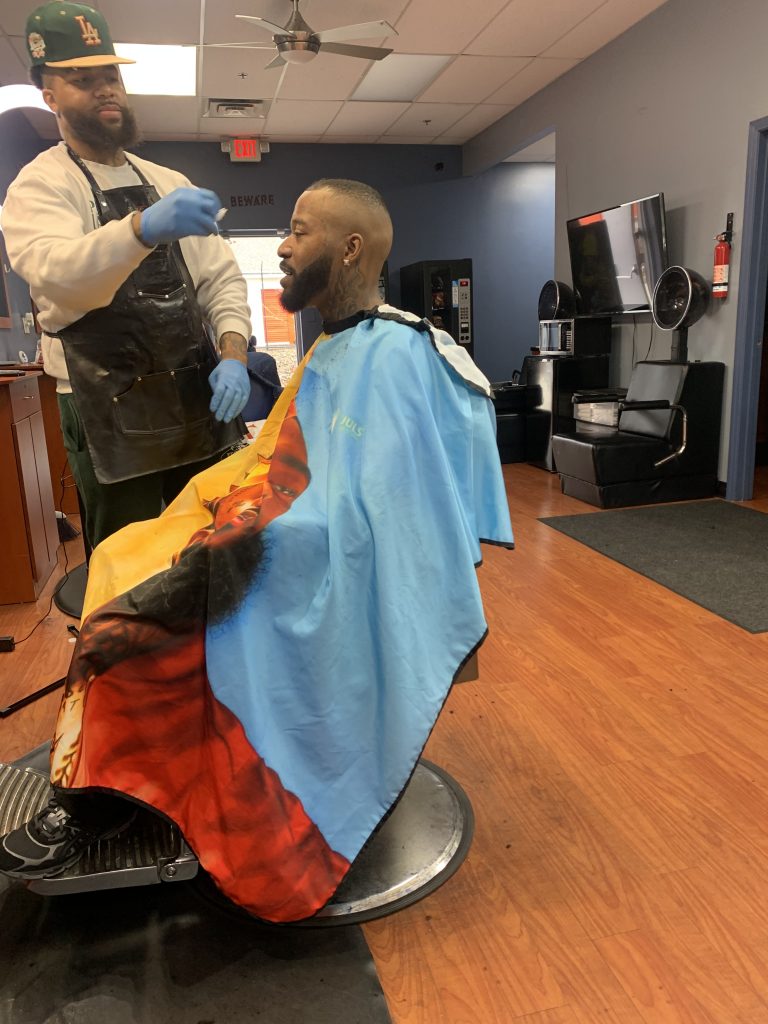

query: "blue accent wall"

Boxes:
[387, 163, 555, 382]
[1, 132, 555, 379]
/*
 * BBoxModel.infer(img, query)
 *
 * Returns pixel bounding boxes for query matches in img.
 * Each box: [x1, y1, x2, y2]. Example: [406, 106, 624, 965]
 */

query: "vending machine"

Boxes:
[399, 259, 473, 357]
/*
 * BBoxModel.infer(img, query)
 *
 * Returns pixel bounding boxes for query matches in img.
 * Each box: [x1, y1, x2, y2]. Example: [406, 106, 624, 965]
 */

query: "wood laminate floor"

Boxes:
[2, 464, 768, 1023]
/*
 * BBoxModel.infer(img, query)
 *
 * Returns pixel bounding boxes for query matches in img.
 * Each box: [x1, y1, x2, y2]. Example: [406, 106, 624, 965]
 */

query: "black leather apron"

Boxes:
[56, 147, 243, 484]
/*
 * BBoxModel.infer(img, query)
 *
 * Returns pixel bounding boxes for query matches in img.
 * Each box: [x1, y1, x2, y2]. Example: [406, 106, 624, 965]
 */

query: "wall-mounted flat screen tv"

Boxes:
[566, 193, 668, 315]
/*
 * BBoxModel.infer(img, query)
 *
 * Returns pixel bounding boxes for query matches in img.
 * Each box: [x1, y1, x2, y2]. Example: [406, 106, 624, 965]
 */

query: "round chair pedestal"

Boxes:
[309, 759, 474, 926]
[193, 759, 474, 927]
[52, 561, 87, 620]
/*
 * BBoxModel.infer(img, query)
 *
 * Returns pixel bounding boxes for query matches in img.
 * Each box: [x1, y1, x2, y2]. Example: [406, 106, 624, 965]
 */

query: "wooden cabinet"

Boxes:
[37, 372, 79, 515]
[0, 372, 59, 603]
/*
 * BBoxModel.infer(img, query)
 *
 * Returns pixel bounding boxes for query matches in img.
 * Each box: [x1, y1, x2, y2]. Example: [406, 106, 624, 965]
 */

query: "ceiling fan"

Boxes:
[226, 0, 398, 68]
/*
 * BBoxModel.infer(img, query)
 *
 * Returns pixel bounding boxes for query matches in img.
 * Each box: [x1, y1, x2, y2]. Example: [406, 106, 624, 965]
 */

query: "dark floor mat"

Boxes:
[0, 877, 391, 1024]
[541, 499, 768, 632]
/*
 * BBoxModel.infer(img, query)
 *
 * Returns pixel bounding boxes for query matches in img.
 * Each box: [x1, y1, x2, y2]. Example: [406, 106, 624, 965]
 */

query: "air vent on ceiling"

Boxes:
[204, 98, 270, 119]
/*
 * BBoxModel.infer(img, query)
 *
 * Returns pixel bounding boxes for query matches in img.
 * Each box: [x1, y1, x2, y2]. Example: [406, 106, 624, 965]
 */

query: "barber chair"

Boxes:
[551, 360, 725, 508]
[0, 654, 478, 927]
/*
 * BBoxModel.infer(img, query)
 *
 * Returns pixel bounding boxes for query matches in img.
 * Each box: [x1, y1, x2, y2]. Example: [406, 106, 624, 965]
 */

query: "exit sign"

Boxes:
[229, 138, 261, 162]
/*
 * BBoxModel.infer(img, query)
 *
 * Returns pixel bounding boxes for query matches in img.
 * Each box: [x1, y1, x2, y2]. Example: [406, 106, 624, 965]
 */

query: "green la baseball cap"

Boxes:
[26, 2, 135, 68]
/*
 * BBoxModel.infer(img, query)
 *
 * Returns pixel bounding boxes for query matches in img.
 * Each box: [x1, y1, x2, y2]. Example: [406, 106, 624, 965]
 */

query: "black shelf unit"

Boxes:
[522, 354, 611, 471]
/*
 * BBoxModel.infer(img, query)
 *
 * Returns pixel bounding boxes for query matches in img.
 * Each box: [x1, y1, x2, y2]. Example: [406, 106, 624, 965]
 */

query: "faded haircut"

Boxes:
[306, 178, 390, 217]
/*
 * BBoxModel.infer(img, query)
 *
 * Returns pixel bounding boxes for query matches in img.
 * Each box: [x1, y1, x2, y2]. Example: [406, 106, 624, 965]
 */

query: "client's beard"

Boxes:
[280, 253, 333, 313]
[65, 104, 141, 155]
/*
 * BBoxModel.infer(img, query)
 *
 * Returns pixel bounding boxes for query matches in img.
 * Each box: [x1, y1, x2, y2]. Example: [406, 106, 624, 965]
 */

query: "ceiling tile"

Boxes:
[485, 56, 578, 105]
[418, 56, 530, 104]
[265, 99, 342, 134]
[0, 35, 27, 85]
[100, 0, 200, 45]
[266, 135, 322, 143]
[199, 115, 270, 138]
[385, 102, 473, 137]
[278, 52, 370, 101]
[543, 0, 668, 59]
[203, 0, 291, 45]
[142, 132, 201, 142]
[297, 0, 409, 39]
[200, 45, 281, 102]
[379, 135, 439, 145]
[326, 100, 408, 134]
[132, 96, 199, 133]
[467, 0, 604, 56]
[319, 135, 382, 144]
[433, 103, 511, 143]
[352, 54, 452, 102]
[392, 0, 507, 55]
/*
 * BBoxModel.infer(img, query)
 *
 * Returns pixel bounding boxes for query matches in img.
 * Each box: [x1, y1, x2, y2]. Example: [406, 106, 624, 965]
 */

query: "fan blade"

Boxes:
[321, 42, 393, 60]
[235, 14, 290, 36]
[316, 20, 397, 43]
[200, 42, 275, 49]
[264, 52, 287, 69]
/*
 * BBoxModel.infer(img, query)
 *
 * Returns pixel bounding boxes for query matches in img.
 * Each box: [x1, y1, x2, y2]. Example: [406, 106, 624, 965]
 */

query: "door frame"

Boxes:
[727, 115, 768, 499]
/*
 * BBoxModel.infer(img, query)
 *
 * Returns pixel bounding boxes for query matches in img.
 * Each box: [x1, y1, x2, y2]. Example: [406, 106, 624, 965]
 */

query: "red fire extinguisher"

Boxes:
[713, 212, 733, 300]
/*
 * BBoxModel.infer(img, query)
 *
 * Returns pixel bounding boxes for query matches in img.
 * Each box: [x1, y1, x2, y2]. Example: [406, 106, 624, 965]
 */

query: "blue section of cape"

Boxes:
[206, 312, 513, 862]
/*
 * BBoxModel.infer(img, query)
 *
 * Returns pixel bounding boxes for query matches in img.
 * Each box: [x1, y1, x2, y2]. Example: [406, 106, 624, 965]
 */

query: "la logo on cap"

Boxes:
[74, 13, 101, 47]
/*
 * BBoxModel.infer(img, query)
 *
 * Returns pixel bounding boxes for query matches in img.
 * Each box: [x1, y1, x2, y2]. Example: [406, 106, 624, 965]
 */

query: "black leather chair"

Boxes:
[551, 360, 725, 508]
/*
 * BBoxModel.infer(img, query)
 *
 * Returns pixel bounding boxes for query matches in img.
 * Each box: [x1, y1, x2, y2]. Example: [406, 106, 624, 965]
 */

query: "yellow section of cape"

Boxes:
[80, 338, 327, 621]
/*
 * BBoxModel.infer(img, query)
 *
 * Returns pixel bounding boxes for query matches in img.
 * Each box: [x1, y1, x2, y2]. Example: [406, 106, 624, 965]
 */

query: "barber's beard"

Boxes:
[64, 104, 141, 155]
[279, 253, 333, 313]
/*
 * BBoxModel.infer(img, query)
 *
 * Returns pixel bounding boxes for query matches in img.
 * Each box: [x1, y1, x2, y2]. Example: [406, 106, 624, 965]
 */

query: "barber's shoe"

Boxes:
[0, 797, 136, 879]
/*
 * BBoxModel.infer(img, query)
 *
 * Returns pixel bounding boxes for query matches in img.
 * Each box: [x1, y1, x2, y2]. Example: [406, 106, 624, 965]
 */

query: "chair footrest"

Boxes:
[0, 763, 197, 894]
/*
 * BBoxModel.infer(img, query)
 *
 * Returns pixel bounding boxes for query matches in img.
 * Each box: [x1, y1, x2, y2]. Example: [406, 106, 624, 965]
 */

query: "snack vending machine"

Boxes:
[399, 259, 473, 357]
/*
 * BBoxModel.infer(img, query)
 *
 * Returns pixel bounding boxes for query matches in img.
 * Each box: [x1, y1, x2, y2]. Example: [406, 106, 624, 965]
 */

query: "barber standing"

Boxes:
[1, 2, 252, 549]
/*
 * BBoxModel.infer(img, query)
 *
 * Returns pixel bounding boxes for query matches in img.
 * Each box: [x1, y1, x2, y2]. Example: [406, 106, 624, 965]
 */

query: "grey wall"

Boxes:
[464, 0, 768, 479]
[0, 109, 48, 361]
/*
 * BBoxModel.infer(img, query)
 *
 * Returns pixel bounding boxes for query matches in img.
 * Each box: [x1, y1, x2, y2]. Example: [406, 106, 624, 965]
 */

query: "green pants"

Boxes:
[57, 392, 219, 551]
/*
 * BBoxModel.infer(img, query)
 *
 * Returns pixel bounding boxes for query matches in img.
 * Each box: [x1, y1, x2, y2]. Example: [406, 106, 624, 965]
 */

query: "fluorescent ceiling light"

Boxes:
[352, 54, 452, 102]
[0, 84, 51, 118]
[113, 44, 197, 96]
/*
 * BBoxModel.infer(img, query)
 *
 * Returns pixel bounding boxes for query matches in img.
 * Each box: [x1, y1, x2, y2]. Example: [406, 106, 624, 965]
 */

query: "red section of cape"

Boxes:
[66, 629, 350, 922]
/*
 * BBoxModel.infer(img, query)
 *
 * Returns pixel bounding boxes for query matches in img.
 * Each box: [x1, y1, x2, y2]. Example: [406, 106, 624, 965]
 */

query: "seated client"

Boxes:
[0, 180, 514, 923]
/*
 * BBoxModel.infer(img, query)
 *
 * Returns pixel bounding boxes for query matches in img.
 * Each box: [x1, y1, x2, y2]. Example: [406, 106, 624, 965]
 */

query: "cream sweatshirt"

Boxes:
[1, 142, 251, 392]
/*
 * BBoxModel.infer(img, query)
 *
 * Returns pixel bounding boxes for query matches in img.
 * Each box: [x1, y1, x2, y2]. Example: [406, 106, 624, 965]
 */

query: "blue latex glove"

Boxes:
[208, 359, 250, 423]
[140, 188, 222, 246]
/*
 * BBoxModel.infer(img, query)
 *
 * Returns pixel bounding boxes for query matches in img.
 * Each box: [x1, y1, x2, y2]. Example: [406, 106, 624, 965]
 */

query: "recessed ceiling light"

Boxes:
[113, 44, 197, 96]
[352, 54, 452, 102]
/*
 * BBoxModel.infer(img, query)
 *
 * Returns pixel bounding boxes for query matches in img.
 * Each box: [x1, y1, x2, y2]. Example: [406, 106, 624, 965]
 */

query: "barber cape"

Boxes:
[51, 306, 514, 922]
